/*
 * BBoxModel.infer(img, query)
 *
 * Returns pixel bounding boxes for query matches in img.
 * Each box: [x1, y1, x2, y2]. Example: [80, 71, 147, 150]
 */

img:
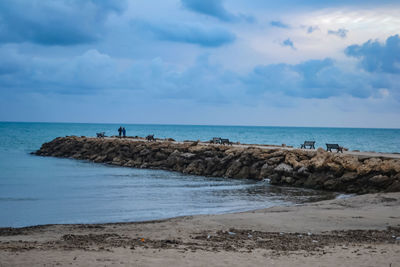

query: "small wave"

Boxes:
[335, 194, 355, 199]
[0, 197, 39, 202]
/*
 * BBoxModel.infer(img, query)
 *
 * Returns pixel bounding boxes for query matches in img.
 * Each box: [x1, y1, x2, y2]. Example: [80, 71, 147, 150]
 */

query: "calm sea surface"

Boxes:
[1, 122, 399, 227]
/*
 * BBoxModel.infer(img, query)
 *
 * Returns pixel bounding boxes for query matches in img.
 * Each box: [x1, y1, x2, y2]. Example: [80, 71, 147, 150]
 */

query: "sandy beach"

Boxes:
[1, 192, 399, 266]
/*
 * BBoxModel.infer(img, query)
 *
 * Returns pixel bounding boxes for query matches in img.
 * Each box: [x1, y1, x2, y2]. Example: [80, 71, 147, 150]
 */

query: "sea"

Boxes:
[1, 122, 399, 227]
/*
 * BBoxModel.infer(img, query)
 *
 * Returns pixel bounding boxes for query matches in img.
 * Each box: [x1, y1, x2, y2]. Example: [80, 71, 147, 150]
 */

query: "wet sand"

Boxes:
[1, 192, 400, 266]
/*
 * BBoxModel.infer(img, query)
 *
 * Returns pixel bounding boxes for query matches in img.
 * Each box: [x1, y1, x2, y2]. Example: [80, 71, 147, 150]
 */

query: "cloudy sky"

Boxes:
[0, 0, 399, 127]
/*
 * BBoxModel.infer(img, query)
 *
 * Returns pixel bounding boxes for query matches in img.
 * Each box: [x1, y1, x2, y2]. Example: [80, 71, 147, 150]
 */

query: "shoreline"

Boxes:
[0, 191, 395, 233]
[1, 192, 399, 266]
[0, 190, 347, 230]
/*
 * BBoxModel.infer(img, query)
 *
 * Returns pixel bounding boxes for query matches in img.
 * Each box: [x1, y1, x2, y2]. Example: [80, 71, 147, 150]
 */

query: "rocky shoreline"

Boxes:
[34, 136, 400, 194]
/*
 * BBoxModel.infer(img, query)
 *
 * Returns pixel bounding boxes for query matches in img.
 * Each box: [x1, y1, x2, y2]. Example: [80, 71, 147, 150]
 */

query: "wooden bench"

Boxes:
[221, 138, 232, 145]
[211, 137, 222, 144]
[146, 134, 155, 142]
[326, 143, 343, 153]
[96, 132, 105, 138]
[300, 141, 315, 149]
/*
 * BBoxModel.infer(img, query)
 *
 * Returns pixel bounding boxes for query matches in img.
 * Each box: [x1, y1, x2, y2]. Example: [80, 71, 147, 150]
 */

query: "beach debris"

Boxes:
[279, 232, 284, 235]
[228, 231, 236, 236]
[248, 234, 253, 238]
[298, 234, 303, 237]
[312, 240, 318, 243]
[141, 238, 145, 242]
[207, 235, 211, 239]
[307, 232, 312, 236]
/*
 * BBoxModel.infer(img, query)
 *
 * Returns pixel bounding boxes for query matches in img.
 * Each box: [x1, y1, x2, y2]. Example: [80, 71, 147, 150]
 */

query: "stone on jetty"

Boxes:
[34, 136, 400, 194]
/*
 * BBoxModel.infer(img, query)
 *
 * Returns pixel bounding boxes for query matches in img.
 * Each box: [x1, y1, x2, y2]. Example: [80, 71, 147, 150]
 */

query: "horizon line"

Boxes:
[1, 120, 399, 130]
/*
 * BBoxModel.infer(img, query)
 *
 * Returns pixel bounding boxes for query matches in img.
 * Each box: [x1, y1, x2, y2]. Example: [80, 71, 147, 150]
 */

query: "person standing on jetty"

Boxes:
[122, 127, 126, 138]
[118, 126, 122, 137]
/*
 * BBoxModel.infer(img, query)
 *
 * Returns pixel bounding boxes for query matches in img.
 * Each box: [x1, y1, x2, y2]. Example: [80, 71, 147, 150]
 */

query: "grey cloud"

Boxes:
[345, 34, 400, 74]
[328, 28, 348, 38]
[307, 26, 319, 33]
[0, 0, 126, 46]
[245, 58, 376, 99]
[1, 49, 394, 104]
[270, 21, 290, 28]
[181, 0, 255, 23]
[282, 38, 295, 49]
[131, 20, 236, 47]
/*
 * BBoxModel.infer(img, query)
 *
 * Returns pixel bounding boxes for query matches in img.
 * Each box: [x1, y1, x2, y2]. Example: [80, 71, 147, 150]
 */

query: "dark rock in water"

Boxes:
[340, 172, 358, 182]
[296, 166, 310, 177]
[282, 176, 294, 184]
[225, 160, 242, 177]
[387, 180, 400, 192]
[259, 163, 270, 179]
[33, 136, 400, 194]
[369, 175, 391, 186]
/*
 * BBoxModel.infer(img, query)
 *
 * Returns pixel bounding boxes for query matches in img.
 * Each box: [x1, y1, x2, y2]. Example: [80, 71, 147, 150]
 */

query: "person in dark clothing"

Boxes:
[122, 127, 126, 138]
[118, 126, 122, 137]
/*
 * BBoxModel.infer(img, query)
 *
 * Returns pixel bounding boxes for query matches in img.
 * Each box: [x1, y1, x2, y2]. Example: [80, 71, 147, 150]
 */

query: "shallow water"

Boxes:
[0, 151, 334, 227]
[2, 122, 397, 227]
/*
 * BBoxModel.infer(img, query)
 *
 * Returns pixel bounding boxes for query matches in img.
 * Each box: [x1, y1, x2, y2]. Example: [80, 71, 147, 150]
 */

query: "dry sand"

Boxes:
[1, 192, 400, 266]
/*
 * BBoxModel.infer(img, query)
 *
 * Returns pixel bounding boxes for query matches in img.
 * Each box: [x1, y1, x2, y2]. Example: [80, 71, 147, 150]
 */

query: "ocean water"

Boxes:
[0, 122, 399, 227]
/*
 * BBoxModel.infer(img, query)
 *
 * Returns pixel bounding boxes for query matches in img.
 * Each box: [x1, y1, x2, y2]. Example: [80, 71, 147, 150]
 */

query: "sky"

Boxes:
[0, 0, 399, 128]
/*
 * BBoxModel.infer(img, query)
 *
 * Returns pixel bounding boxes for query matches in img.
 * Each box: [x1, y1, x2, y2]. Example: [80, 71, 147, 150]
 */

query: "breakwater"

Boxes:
[34, 136, 400, 194]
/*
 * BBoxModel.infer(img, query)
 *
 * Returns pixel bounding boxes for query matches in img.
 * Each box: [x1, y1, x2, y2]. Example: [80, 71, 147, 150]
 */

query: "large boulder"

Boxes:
[369, 175, 391, 186]
[267, 157, 284, 165]
[380, 159, 400, 173]
[180, 152, 196, 159]
[183, 160, 205, 175]
[332, 155, 360, 172]
[282, 176, 295, 184]
[309, 148, 330, 170]
[274, 163, 293, 174]
[296, 166, 310, 177]
[357, 158, 382, 175]
[259, 163, 270, 179]
[387, 180, 400, 192]
[249, 161, 263, 179]
[225, 160, 242, 177]
[323, 179, 339, 190]
[236, 166, 250, 179]
[285, 152, 302, 170]
[340, 172, 358, 182]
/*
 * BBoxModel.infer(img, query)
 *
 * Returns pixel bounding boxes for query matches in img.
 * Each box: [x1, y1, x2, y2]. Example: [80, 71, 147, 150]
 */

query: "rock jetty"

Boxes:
[34, 136, 400, 194]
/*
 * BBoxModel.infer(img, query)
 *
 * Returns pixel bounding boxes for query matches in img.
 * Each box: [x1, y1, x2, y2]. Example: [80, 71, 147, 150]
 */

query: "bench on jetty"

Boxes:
[146, 134, 155, 142]
[221, 138, 232, 145]
[300, 141, 315, 149]
[211, 137, 222, 144]
[211, 137, 232, 145]
[96, 132, 105, 138]
[326, 143, 343, 153]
